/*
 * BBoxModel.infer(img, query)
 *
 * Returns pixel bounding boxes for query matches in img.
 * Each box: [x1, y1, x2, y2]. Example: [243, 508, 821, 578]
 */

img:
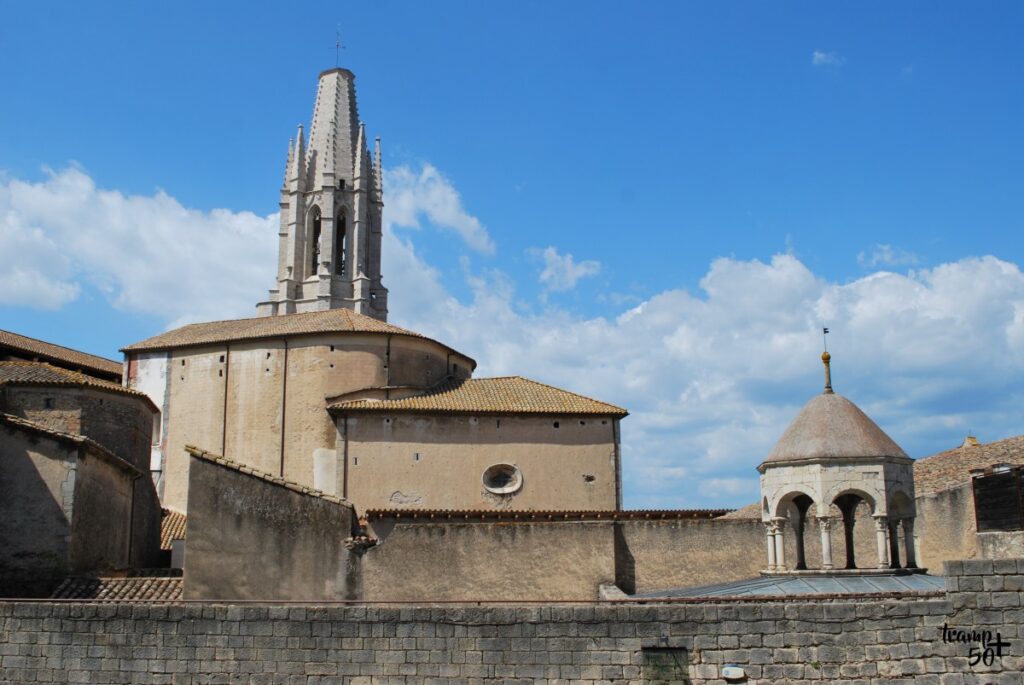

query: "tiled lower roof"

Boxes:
[0, 328, 122, 379]
[50, 573, 183, 601]
[0, 361, 155, 409]
[914, 434, 1024, 494]
[365, 508, 731, 521]
[331, 376, 628, 417]
[718, 502, 761, 519]
[160, 508, 187, 550]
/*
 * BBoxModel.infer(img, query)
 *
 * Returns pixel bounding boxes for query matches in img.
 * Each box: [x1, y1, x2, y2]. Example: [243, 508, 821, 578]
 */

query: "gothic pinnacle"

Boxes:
[373, 136, 383, 198]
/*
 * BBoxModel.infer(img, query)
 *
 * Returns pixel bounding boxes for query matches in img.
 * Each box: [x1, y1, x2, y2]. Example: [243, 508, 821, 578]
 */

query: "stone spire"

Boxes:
[256, 68, 388, 320]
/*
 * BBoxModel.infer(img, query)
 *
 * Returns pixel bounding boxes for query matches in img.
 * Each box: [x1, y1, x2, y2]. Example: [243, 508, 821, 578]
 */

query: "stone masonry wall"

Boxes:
[1, 560, 1023, 684]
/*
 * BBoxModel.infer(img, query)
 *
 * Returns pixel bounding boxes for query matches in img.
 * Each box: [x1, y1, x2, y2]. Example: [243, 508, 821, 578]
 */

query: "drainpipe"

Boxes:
[613, 418, 622, 510]
[279, 339, 289, 477]
[126, 470, 141, 567]
[221, 344, 230, 456]
[342, 414, 349, 499]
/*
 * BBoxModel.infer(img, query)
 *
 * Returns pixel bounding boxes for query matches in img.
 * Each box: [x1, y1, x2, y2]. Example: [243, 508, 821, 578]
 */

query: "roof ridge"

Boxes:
[185, 445, 353, 508]
[0, 413, 141, 476]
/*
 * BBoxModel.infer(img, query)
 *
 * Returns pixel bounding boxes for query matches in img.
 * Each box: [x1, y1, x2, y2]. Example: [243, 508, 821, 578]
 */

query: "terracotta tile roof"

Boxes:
[50, 573, 183, 601]
[914, 434, 1024, 495]
[330, 376, 628, 417]
[0, 361, 155, 409]
[122, 309, 473, 365]
[0, 328, 122, 379]
[364, 508, 730, 521]
[160, 508, 187, 550]
[0, 413, 141, 476]
[186, 445, 353, 508]
[719, 502, 762, 520]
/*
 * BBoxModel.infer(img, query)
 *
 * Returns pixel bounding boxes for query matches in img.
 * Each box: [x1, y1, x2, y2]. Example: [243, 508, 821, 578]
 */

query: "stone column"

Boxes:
[772, 517, 787, 571]
[901, 518, 918, 568]
[873, 516, 890, 569]
[817, 517, 834, 570]
[765, 522, 778, 571]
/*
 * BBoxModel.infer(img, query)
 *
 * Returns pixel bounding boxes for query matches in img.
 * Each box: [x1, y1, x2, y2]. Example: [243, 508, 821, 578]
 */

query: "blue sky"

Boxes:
[2, 2, 1023, 508]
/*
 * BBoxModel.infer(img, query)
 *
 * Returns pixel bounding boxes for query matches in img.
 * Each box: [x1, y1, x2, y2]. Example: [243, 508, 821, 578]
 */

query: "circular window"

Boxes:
[482, 464, 523, 495]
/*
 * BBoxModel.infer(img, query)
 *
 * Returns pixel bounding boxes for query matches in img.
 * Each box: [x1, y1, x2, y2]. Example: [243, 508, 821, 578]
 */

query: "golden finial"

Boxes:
[821, 328, 833, 394]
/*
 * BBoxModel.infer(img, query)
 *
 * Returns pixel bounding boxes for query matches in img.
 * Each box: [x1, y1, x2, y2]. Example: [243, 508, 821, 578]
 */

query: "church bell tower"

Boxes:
[256, 68, 388, 320]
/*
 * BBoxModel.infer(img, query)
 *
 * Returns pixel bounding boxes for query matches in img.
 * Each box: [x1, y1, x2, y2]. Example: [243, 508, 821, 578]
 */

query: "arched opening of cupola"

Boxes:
[887, 490, 917, 569]
[335, 213, 346, 276]
[309, 206, 322, 278]
[832, 490, 877, 570]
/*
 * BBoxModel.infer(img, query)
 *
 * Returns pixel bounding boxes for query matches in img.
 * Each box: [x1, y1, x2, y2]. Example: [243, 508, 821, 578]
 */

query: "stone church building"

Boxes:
[3, 66, 1022, 607]
[122, 67, 626, 515]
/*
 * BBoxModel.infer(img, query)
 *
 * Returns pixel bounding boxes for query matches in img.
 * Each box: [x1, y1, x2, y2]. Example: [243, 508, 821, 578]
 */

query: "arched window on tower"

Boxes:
[335, 214, 346, 276]
[309, 207, 322, 277]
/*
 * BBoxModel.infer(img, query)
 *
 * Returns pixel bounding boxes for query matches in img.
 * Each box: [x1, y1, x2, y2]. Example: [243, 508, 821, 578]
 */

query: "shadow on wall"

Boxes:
[0, 430, 73, 597]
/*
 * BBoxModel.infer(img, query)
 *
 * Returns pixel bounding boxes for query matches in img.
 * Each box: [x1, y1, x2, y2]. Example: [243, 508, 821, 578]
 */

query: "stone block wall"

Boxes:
[1, 559, 1023, 683]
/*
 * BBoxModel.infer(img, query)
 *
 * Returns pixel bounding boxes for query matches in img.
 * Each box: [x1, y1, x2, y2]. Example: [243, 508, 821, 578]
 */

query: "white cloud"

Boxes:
[5, 165, 1024, 509]
[0, 166, 276, 326]
[812, 50, 845, 67]
[384, 248, 1024, 509]
[857, 243, 919, 268]
[531, 246, 601, 292]
[384, 164, 495, 254]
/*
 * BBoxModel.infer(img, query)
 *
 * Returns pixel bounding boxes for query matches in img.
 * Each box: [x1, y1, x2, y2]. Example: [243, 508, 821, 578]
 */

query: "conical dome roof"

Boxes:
[762, 392, 908, 466]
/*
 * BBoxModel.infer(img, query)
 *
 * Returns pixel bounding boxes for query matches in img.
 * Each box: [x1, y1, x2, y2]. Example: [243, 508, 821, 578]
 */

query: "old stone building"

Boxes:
[0, 362, 162, 596]
[122, 67, 626, 515]
[758, 352, 917, 573]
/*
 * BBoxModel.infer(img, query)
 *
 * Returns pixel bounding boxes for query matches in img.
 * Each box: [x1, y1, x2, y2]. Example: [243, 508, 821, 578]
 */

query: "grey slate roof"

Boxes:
[762, 392, 908, 466]
[635, 573, 945, 598]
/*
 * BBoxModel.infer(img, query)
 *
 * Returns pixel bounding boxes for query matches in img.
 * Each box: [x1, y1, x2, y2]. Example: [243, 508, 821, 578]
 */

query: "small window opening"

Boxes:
[219, 355, 225, 363]
[579, 420, 586, 426]
[218, 369, 223, 377]
[553, 421, 560, 429]
[602, 420, 608, 425]
[385, 418, 391, 424]
[266, 352, 271, 360]
[414, 453, 421, 461]
[181, 359, 185, 366]
[44, 397, 54, 409]
[583, 474, 596, 483]
[353, 457, 358, 466]
[496, 419, 501, 428]
[330, 345, 335, 352]
[329, 363, 334, 369]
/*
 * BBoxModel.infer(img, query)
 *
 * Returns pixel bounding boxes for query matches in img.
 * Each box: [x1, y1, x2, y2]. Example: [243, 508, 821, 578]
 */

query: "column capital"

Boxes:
[816, 516, 834, 531]
[873, 515, 889, 531]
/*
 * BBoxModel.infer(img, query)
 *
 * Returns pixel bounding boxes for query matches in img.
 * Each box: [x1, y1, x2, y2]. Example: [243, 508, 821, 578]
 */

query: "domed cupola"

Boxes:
[758, 351, 918, 574]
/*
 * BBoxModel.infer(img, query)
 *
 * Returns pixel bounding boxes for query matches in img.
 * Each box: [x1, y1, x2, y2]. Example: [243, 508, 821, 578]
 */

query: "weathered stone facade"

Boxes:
[1, 559, 1022, 683]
